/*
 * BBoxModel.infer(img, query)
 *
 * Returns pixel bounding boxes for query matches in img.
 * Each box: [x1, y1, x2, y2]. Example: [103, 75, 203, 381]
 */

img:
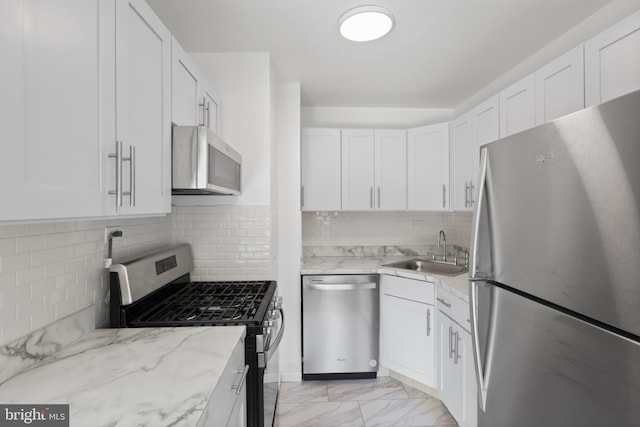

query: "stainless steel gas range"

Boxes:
[109, 244, 283, 427]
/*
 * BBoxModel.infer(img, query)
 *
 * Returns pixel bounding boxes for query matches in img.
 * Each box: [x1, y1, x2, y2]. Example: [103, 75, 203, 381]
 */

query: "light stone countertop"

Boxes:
[302, 256, 470, 302]
[0, 326, 245, 427]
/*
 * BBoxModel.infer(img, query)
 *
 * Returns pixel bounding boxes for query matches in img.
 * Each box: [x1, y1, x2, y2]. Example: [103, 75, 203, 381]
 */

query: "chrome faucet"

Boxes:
[432, 230, 458, 265]
[437, 230, 447, 261]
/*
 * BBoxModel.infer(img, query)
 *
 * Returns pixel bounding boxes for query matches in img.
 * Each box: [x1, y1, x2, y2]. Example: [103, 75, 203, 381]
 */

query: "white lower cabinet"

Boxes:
[380, 275, 436, 388]
[437, 285, 477, 427]
[201, 336, 247, 427]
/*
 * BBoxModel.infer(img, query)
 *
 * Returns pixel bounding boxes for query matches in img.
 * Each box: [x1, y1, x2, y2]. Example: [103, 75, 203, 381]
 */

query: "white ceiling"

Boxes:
[147, 0, 614, 108]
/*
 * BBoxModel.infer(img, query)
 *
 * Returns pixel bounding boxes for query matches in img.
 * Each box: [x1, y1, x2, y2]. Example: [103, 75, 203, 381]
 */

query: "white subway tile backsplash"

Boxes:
[0, 205, 272, 346]
[0, 215, 172, 346]
[302, 211, 473, 250]
[0, 253, 31, 273]
[172, 205, 273, 282]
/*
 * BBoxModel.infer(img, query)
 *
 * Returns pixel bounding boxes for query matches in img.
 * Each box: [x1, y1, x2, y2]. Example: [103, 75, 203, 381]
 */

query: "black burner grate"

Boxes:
[128, 281, 274, 326]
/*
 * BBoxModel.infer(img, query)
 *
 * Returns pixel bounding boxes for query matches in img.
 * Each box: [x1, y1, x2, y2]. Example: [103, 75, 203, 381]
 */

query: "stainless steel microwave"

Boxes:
[172, 126, 242, 195]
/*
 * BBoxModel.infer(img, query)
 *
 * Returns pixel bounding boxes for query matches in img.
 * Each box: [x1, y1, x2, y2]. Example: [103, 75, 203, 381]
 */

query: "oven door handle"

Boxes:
[265, 308, 285, 362]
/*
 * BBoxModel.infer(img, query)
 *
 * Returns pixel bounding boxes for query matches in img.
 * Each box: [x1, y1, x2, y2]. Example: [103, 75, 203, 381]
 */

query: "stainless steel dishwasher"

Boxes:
[302, 274, 379, 380]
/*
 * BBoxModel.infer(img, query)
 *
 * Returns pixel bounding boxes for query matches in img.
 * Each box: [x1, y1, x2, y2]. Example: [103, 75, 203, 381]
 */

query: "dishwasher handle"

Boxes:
[306, 283, 377, 291]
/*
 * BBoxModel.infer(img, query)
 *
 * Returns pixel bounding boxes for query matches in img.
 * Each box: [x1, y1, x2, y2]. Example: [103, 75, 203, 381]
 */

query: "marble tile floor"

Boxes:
[275, 376, 458, 427]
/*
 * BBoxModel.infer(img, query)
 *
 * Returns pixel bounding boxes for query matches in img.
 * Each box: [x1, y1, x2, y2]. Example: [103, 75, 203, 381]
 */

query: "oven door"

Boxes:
[262, 308, 284, 427]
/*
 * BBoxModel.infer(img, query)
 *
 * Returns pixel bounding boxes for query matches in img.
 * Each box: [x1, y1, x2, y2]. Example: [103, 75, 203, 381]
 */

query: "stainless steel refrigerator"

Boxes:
[469, 89, 640, 427]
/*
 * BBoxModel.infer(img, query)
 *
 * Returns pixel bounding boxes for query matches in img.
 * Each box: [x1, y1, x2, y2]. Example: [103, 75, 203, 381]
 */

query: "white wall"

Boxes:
[456, 0, 640, 115]
[274, 82, 302, 381]
[301, 106, 453, 128]
[173, 52, 272, 206]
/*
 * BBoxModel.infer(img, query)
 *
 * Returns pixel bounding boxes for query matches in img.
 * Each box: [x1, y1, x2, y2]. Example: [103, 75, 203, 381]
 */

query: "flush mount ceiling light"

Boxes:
[339, 5, 394, 42]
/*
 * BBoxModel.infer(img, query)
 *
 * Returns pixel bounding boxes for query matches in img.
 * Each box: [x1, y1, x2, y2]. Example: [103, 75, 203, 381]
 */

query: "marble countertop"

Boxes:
[0, 326, 245, 427]
[302, 256, 470, 301]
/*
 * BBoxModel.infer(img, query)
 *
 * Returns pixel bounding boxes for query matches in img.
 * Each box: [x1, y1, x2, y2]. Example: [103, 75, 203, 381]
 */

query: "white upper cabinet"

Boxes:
[301, 128, 342, 211]
[535, 45, 585, 125]
[0, 0, 112, 221]
[202, 81, 221, 134]
[113, 0, 172, 215]
[500, 74, 535, 137]
[450, 113, 474, 212]
[171, 37, 202, 126]
[585, 9, 640, 107]
[407, 123, 450, 211]
[375, 130, 407, 211]
[471, 94, 500, 147]
[341, 129, 375, 211]
[171, 37, 221, 132]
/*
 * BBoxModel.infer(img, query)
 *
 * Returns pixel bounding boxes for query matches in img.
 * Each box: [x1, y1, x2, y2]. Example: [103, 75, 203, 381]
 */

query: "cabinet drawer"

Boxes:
[199, 336, 247, 427]
[436, 285, 471, 332]
[436, 285, 456, 318]
[381, 274, 434, 304]
[456, 298, 472, 333]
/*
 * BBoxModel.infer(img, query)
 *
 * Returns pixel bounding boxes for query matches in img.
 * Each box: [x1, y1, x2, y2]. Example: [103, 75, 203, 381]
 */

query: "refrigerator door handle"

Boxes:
[470, 280, 488, 411]
[470, 148, 489, 280]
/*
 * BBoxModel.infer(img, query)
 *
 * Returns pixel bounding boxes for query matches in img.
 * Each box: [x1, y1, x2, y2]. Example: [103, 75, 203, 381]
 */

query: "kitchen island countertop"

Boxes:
[0, 326, 245, 427]
[302, 256, 470, 301]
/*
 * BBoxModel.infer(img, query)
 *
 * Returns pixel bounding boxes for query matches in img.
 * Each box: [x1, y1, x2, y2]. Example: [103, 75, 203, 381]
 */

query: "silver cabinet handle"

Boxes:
[206, 100, 211, 129]
[122, 145, 135, 207]
[426, 308, 431, 336]
[453, 331, 460, 365]
[108, 141, 123, 207]
[470, 181, 475, 206]
[442, 184, 446, 208]
[199, 97, 206, 126]
[465, 181, 470, 207]
[130, 145, 136, 207]
[448, 326, 453, 359]
[377, 186, 381, 209]
[301, 185, 304, 208]
[232, 365, 250, 394]
[370, 187, 374, 209]
[437, 297, 451, 308]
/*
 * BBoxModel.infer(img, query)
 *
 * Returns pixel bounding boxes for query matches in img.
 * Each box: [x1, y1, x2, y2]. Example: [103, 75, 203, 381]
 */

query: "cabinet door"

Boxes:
[535, 45, 585, 125]
[171, 37, 201, 126]
[438, 311, 461, 418]
[460, 329, 478, 427]
[114, 0, 172, 215]
[0, 0, 112, 221]
[341, 129, 375, 211]
[585, 10, 640, 107]
[500, 74, 535, 137]
[472, 95, 500, 148]
[382, 294, 436, 387]
[374, 129, 407, 211]
[301, 128, 341, 211]
[450, 113, 474, 212]
[407, 123, 450, 211]
[202, 81, 221, 134]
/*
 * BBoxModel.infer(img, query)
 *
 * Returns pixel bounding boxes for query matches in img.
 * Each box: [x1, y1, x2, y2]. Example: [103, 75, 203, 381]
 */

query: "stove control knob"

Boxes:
[266, 319, 275, 328]
[274, 296, 283, 310]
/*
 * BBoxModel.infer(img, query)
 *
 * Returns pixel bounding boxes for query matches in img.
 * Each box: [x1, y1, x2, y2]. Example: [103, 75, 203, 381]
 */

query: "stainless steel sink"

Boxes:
[382, 258, 468, 276]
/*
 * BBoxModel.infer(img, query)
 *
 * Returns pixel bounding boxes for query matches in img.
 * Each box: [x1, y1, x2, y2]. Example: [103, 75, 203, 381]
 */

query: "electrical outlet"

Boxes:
[104, 225, 122, 243]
